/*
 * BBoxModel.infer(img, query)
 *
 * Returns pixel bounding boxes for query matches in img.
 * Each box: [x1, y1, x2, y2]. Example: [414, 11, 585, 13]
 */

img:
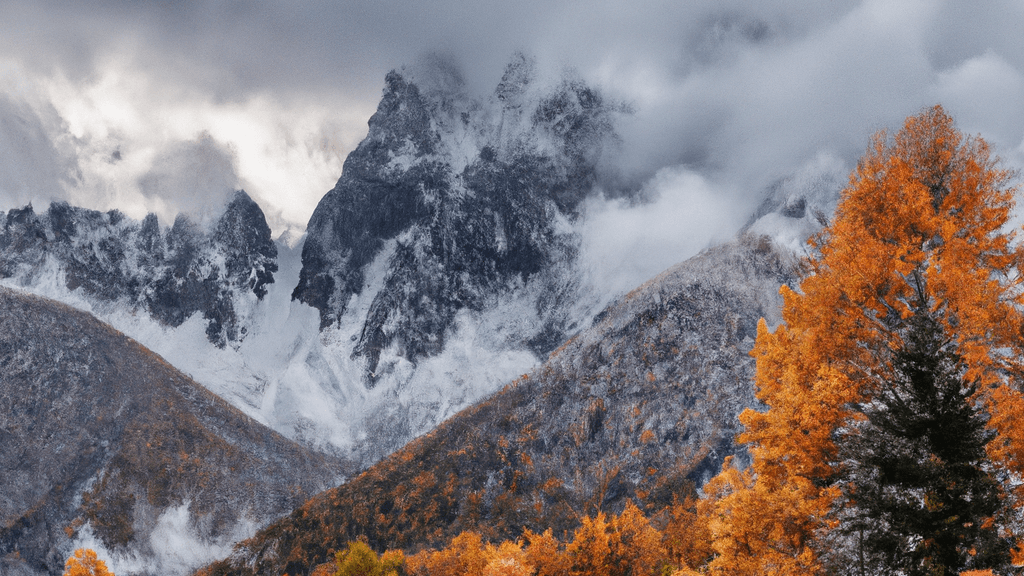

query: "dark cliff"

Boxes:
[293, 55, 626, 383]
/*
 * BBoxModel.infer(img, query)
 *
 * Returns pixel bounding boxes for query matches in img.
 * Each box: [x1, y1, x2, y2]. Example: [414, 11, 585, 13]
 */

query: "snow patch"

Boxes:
[69, 502, 257, 576]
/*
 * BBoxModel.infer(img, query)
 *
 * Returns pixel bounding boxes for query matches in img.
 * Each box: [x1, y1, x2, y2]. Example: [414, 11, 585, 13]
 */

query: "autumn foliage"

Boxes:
[705, 105, 1024, 575]
[63, 548, 114, 576]
[406, 501, 675, 576]
[306, 499, 715, 576]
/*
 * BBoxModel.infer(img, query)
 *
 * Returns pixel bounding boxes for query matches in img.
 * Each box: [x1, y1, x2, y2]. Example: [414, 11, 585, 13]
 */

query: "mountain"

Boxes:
[0, 190, 277, 348]
[0, 287, 346, 576]
[200, 230, 800, 576]
[0, 56, 632, 468]
[293, 53, 624, 386]
[0, 54, 845, 576]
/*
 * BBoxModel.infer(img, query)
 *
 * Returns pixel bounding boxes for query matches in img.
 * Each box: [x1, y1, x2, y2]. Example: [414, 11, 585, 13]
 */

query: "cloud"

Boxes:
[0, 89, 79, 210]
[935, 50, 1024, 153]
[70, 502, 257, 576]
[579, 168, 747, 297]
[137, 133, 239, 228]
[0, 0, 1021, 242]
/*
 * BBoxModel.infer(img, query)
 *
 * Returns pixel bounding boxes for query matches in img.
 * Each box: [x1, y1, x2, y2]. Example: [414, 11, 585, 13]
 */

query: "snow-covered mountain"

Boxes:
[293, 54, 624, 380]
[0, 190, 277, 348]
[0, 55, 637, 467]
[0, 53, 847, 576]
[0, 54, 843, 475]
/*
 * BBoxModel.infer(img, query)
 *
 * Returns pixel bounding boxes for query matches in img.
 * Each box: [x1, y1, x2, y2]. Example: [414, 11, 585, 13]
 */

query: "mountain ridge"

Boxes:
[0, 286, 347, 576]
[0, 190, 277, 349]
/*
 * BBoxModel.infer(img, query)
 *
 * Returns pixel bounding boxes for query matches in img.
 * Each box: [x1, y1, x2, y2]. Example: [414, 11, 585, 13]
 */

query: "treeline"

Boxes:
[314, 500, 710, 576]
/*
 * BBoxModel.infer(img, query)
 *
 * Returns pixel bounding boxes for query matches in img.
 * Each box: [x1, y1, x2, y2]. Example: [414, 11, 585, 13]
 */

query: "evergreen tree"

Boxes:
[834, 312, 1008, 576]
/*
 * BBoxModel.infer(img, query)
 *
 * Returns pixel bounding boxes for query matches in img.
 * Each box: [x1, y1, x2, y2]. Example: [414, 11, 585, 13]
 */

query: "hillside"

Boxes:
[202, 233, 796, 576]
[0, 287, 348, 576]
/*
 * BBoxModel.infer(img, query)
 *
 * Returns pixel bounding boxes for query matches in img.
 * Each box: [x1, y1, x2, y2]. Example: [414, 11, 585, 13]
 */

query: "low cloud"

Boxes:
[579, 168, 748, 297]
[71, 502, 257, 576]
[137, 133, 239, 228]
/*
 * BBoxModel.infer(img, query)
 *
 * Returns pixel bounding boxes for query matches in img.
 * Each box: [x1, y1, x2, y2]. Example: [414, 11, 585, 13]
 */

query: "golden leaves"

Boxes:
[63, 549, 114, 576]
[703, 105, 1024, 575]
[408, 502, 668, 576]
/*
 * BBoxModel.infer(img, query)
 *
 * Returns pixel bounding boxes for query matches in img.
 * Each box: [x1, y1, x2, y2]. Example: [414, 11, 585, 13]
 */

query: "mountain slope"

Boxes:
[0, 287, 346, 576]
[202, 233, 797, 576]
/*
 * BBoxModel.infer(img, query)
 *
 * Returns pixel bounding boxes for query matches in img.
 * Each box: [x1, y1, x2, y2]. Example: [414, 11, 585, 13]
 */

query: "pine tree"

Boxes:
[834, 312, 1008, 576]
[705, 106, 1024, 576]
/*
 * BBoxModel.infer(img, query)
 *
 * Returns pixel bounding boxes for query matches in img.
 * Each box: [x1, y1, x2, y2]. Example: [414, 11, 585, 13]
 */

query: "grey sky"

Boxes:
[0, 1, 1022, 269]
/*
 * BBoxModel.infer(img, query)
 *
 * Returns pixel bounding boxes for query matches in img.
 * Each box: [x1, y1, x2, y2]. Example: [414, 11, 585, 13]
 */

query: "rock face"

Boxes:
[294, 54, 624, 383]
[0, 190, 277, 348]
[0, 287, 346, 576]
[202, 234, 798, 576]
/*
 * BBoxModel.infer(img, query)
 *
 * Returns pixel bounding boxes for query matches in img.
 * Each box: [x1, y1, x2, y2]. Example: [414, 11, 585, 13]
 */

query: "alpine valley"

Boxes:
[0, 55, 843, 576]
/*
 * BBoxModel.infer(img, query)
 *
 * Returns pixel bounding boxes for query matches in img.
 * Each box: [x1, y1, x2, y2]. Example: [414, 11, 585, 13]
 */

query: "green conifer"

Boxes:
[835, 311, 1010, 576]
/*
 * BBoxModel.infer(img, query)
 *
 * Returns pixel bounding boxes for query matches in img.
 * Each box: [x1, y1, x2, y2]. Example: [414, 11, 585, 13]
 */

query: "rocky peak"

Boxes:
[293, 56, 626, 385]
[216, 190, 278, 298]
[0, 193, 279, 348]
[291, 71, 440, 328]
[365, 71, 439, 162]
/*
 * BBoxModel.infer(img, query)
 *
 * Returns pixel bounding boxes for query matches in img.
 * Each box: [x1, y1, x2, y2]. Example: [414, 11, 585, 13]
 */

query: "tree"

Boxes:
[564, 503, 666, 576]
[706, 106, 1024, 576]
[523, 528, 570, 576]
[406, 531, 487, 576]
[333, 541, 405, 576]
[63, 548, 115, 576]
[566, 512, 614, 576]
[609, 501, 666, 576]
[482, 541, 532, 576]
[661, 493, 714, 571]
[831, 313, 1008, 575]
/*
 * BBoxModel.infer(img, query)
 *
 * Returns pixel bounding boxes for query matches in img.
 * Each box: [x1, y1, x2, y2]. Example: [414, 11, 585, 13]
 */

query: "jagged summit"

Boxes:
[294, 54, 627, 383]
[217, 190, 279, 299]
[0, 190, 277, 348]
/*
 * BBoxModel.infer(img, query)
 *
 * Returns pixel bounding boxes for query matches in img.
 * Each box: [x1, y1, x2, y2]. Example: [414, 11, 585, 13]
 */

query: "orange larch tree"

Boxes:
[706, 105, 1024, 575]
[63, 548, 115, 576]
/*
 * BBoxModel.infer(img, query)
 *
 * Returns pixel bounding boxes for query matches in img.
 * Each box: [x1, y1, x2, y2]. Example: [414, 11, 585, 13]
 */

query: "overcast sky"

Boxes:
[0, 1, 1022, 265]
